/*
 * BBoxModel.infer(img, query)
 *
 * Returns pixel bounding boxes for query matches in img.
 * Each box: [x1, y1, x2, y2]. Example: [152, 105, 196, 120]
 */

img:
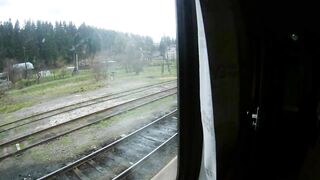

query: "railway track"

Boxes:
[0, 80, 176, 133]
[112, 134, 178, 180]
[37, 110, 178, 180]
[0, 85, 177, 160]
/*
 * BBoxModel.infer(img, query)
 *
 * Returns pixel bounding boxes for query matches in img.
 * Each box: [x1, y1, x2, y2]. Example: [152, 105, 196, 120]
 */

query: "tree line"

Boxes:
[0, 19, 175, 72]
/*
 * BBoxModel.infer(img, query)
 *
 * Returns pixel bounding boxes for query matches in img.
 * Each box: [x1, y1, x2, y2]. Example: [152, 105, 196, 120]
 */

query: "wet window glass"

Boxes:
[0, 0, 178, 179]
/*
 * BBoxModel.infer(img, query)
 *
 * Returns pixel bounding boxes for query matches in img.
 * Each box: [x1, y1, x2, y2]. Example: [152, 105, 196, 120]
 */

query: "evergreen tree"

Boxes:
[0, 19, 172, 72]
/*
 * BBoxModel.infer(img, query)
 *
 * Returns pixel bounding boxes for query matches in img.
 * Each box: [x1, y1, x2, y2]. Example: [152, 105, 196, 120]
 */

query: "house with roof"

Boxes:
[11, 62, 35, 80]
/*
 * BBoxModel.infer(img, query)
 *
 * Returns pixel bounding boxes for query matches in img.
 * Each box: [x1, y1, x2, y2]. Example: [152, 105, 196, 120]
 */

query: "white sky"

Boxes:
[0, 0, 176, 42]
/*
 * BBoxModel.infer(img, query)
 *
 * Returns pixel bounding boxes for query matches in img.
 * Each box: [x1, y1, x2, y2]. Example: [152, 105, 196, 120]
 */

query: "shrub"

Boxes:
[15, 79, 37, 89]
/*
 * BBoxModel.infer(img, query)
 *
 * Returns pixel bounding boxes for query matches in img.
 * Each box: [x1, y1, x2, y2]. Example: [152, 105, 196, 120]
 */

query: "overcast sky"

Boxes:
[0, 0, 176, 42]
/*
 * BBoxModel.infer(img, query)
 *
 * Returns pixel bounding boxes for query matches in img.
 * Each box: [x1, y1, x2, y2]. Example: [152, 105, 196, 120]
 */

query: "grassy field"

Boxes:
[0, 63, 177, 114]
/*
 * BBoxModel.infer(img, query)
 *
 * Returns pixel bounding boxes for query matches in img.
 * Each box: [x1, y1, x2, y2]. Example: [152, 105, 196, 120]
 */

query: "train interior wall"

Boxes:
[200, 0, 320, 179]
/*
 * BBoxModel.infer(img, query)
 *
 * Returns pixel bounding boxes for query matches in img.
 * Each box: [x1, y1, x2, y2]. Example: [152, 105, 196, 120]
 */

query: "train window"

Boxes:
[0, 0, 178, 179]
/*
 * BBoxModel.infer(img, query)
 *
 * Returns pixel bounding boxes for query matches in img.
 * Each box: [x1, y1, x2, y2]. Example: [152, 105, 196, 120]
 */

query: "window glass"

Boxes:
[0, 0, 178, 179]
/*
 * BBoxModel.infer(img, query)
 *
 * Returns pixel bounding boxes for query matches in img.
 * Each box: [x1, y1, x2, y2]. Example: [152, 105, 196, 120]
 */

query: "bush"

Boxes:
[52, 67, 72, 80]
[0, 89, 5, 99]
[15, 79, 37, 89]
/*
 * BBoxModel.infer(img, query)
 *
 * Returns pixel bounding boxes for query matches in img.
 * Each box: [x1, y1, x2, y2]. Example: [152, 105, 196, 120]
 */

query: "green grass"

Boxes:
[29, 147, 51, 161]
[93, 94, 177, 129]
[0, 65, 177, 114]
[8, 70, 94, 96]
[59, 136, 72, 145]
[0, 100, 35, 114]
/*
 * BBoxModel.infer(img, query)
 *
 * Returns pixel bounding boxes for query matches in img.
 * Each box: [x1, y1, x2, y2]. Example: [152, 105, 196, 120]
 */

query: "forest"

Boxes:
[0, 19, 175, 72]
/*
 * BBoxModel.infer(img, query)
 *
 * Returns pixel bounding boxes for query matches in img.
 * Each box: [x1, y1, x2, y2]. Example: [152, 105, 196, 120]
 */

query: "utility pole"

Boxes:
[72, 52, 79, 75]
[23, 46, 28, 79]
[75, 53, 79, 72]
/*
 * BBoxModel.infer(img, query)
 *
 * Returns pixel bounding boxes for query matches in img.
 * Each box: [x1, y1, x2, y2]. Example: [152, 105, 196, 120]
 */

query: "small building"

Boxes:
[12, 62, 34, 70]
[12, 62, 34, 80]
[166, 45, 177, 61]
[152, 51, 162, 60]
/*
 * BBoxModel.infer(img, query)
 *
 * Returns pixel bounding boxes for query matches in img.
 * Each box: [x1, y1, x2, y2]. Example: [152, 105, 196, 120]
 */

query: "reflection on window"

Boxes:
[0, 0, 178, 179]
